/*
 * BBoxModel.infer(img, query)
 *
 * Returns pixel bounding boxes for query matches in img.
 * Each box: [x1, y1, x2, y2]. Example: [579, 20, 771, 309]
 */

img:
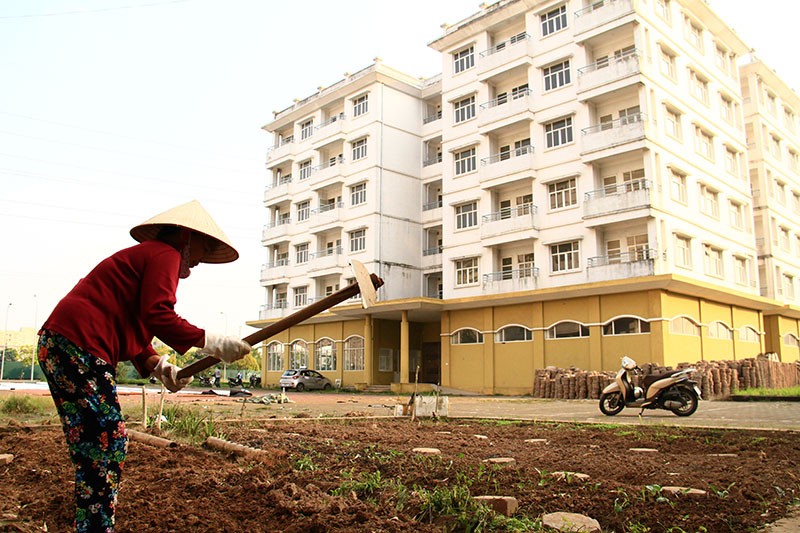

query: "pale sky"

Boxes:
[0, 0, 797, 340]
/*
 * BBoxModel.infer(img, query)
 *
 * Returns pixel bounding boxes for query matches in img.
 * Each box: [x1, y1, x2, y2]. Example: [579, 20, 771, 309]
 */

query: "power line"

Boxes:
[0, 0, 191, 20]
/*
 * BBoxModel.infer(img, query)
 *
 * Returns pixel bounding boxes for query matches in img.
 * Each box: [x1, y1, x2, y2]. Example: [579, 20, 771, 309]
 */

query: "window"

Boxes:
[350, 183, 366, 205]
[548, 177, 577, 209]
[546, 321, 589, 339]
[707, 322, 733, 340]
[685, 18, 703, 51]
[351, 138, 368, 160]
[619, 105, 641, 125]
[784, 334, 800, 347]
[300, 119, 314, 140]
[343, 336, 364, 371]
[655, 0, 671, 22]
[455, 202, 478, 229]
[703, 244, 723, 277]
[543, 60, 571, 91]
[603, 317, 651, 335]
[296, 200, 310, 222]
[739, 326, 759, 343]
[451, 328, 484, 344]
[453, 46, 475, 74]
[694, 126, 714, 159]
[664, 106, 682, 138]
[378, 348, 394, 372]
[455, 257, 479, 286]
[289, 340, 308, 369]
[550, 241, 580, 272]
[295, 242, 309, 264]
[720, 94, 735, 124]
[267, 342, 283, 371]
[454, 95, 476, 123]
[725, 147, 739, 175]
[454, 147, 476, 175]
[734, 256, 749, 285]
[700, 185, 719, 218]
[670, 317, 700, 336]
[769, 134, 781, 159]
[715, 45, 730, 74]
[689, 70, 709, 105]
[541, 5, 567, 36]
[545, 117, 573, 148]
[789, 150, 800, 172]
[293, 286, 308, 307]
[670, 169, 687, 204]
[349, 228, 366, 253]
[785, 107, 797, 132]
[675, 235, 691, 268]
[315, 338, 337, 371]
[659, 47, 676, 79]
[729, 200, 745, 230]
[352, 94, 368, 117]
[495, 325, 532, 343]
[299, 160, 312, 180]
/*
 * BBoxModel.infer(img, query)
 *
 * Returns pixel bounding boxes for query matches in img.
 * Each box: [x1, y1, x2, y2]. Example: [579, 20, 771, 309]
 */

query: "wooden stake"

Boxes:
[156, 383, 166, 431]
[141, 385, 147, 428]
[128, 429, 179, 448]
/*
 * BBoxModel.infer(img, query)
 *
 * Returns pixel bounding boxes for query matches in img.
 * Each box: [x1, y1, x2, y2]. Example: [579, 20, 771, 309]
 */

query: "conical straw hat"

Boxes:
[129, 200, 239, 264]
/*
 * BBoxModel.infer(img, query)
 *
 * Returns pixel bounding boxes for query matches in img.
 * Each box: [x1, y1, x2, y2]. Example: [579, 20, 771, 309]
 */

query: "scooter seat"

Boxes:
[643, 370, 682, 388]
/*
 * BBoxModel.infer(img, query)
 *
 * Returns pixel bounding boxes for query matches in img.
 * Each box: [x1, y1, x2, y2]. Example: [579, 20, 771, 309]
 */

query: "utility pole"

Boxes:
[1, 302, 11, 382]
[30, 294, 38, 381]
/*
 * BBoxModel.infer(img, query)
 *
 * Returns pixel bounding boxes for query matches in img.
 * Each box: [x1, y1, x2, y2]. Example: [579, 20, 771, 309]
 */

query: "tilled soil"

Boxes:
[1, 417, 799, 532]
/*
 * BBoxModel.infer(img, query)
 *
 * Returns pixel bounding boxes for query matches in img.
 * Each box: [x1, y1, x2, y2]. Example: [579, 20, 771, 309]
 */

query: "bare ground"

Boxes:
[1, 411, 799, 532]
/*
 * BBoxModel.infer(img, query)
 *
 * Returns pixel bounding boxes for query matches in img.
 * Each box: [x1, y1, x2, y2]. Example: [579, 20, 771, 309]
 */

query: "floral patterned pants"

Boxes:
[38, 331, 128, 533]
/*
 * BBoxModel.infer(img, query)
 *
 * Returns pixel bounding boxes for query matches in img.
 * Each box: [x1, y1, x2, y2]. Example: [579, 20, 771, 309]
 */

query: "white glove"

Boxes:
[200, 333, 251, 363]
[151, 355, 193, 393]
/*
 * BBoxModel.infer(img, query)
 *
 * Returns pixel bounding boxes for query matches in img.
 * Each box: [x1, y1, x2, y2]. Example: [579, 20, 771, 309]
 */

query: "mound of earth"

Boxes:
[1, 418, 798, 532]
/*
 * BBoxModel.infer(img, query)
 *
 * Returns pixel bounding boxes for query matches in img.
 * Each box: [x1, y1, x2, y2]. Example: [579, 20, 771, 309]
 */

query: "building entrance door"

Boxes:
[421, 342, 441, 384]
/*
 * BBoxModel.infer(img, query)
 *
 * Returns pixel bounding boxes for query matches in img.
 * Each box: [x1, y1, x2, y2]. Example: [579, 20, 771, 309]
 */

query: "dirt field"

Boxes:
[1, 393, 799, 532]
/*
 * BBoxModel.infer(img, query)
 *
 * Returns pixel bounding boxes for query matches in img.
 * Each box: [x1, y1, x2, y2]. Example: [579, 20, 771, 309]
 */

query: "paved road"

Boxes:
[446, 397, 800, 431]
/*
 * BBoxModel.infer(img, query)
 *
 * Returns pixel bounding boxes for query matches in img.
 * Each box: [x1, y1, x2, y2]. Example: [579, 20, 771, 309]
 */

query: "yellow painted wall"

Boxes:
[660, 293, 702, 366]
[731, 307, 764, 359]
[776, 316, 800, 362]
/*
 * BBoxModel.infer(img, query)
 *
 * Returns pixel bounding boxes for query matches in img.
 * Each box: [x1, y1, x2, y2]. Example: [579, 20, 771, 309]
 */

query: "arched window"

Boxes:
[315, 338, 337, 371]
[739, 326, 759, 343]
[495, 325, 532, 343]
[289, 340, 308, 369]
[783, 333, 800, 347]
[602, 316, 651, 335]
[669, 316, 700, 336]
[707, 321, 733, 340]
[451, 328, 484, 344]
[546, 321, 589, 339]
[266, 341, 284, 371]
[343, 336, 365, 371]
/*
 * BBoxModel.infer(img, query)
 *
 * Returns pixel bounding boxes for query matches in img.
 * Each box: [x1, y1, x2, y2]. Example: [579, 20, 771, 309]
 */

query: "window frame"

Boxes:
[544, 116, 573, 148]
[350, 182, 367, 205]
[349, 228, 366, 253]
[315, 338, 337, 372]
[546, 321, 589, 339]
[548, 177, 577, 210]
[351, 137, 368, 161]
[454, 95, 476, 124]
[455, 257, 479, 286]
[541, 5, 567, 37]
[543, 59, 571, 91]
[453, 46, 475, 74]
[550, 240, 580, 273]
[450, 328, 484, 344]
[454, 147, 476, 176]
[352, 94, 369, 117]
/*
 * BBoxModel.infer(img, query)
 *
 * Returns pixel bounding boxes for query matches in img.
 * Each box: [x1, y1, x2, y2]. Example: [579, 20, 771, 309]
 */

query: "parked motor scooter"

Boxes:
[198, 375, 213, 387]
[228, 374, 244, 388]
[599, 357, 701, 417]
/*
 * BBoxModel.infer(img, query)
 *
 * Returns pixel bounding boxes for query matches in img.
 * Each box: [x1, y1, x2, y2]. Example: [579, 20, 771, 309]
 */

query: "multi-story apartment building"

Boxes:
[740, 57, 800, 352]
[256, 0, 800, 394]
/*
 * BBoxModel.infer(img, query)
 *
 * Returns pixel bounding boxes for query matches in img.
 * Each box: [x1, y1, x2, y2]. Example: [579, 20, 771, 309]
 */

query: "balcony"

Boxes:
[266, 136, 294, 163]
[482, 264, 539, 292]
[573, 0, 634, 40]
[580, 113, 646, 158]
[586, 249, 656, 282]
[310, 201, 344, 228]
[263, 174, 293, 203]
[478, 33, 532, 76]
[422, 154, 443, 180]
[307, 156, 345, 184]
[259, 301, 288, 321]
[308, 247, 346, 272]
[479, 145, 534, 184]
[261, 219, 292, 242]
[260, 259, 289, 283]
[481, 204, 539, 242]
[422, 199, 442, 224]
[478, 90, 532, 129]
[577, 51, 640, 97]
[422, 110, 442, 138]
[583, 179, 651, 222]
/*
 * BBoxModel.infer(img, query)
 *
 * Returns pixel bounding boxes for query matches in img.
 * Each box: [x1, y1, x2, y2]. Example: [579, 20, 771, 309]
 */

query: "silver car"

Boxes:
[279, 369, 333, 391]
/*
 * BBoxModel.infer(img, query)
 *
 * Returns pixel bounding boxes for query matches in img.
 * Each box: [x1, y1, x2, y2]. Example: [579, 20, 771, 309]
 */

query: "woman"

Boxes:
[38, 200, 251, 532]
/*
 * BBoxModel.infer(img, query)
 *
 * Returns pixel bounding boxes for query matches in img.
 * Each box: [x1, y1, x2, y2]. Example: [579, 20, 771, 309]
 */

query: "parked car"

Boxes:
[279, 369, 333, 391]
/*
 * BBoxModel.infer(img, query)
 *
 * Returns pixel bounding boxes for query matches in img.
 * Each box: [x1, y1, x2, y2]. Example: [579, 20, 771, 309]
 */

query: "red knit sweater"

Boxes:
[42, 240, 205, 376]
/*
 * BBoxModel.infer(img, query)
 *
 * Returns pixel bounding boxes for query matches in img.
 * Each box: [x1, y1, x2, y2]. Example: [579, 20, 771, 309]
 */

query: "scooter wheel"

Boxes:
[670, 388, 699, 417]
[599, 392, 625, 416]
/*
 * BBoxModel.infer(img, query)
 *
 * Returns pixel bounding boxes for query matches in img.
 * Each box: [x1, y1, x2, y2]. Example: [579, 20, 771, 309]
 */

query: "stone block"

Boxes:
[474, 496, 518, 516]
[541, 512, 601, 532]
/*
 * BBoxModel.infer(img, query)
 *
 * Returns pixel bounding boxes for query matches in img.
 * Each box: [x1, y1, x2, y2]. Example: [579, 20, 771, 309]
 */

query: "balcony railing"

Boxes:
[584, 178, 649, 200]
[479, 33, 530, 58]
[587, 248, 656, 267]
[423, 111, 442, 124]
[423, 154, 442, 167]
[581, 113, 646, 155]
[582, 113, 644, 135]
[578, 49, 638, 75]
[310, 246, 343, 260]
[263, 258, 289, 269]
[266, 174, 293, 190]
[263, 217, 291, 230]
[310, 156, 345, 173]
[316, 113, 345, 129]
[423, 199, 443, 211]
[311, 201, 344, 215]
[483, 264, 539, 283]
[479, 89, 532, 110]
[481, 144, 534, 165]
[423, 246, 443, 256]
[482, 203, 537, 223]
